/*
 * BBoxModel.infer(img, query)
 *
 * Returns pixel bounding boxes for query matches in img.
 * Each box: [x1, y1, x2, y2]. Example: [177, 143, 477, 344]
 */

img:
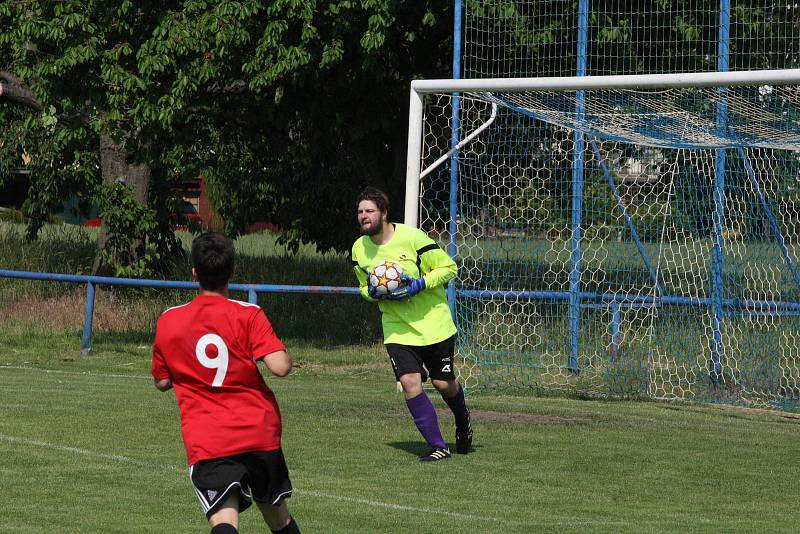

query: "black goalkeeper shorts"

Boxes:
[386, 335, 456, 382]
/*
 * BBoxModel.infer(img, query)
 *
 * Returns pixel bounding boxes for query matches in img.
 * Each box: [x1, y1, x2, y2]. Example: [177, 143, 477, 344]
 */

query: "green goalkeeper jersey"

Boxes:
[351, 223, 457, 346]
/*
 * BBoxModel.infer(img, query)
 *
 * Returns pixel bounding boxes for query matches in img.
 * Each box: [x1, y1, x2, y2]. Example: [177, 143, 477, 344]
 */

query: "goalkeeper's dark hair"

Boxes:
[357, 186, 390, 214]
[191, 232, 234, 291]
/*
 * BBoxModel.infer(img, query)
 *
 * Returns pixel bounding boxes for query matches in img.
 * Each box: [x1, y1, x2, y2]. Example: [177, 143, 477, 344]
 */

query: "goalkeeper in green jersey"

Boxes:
[351, 187, 472, 462]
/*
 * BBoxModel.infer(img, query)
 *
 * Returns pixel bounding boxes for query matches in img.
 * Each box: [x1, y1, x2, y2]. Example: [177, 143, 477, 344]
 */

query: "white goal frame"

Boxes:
[404, 68, 800, 404]
[404, 68, 800, 226]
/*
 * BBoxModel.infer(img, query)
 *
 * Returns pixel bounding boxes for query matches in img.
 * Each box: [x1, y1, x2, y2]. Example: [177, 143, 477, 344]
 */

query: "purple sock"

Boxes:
[405, 392, 447, 449]
[444, 384, 470, 431]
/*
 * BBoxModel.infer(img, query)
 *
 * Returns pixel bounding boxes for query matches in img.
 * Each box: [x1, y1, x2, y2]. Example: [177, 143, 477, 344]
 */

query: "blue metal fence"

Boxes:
[0, 269, 359, 355]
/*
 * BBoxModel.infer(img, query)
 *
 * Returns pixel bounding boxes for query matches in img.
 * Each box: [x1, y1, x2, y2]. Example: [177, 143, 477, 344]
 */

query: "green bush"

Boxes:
[0, 207, 25, 223]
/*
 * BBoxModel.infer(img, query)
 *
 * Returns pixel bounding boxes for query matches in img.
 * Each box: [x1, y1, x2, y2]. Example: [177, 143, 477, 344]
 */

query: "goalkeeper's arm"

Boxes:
[388, 245, 456, 300]
[352, 262, 380, 302]
[418, 245, 457, 289]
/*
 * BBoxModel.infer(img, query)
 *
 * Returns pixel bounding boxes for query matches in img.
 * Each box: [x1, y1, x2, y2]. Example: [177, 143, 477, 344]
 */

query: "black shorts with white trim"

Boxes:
[386, 335, 456, 382]
[190, 449, 293, 519]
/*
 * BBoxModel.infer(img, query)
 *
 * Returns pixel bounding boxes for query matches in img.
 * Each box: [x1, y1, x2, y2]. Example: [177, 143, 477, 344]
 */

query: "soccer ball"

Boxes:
[369, 260, 404, 297]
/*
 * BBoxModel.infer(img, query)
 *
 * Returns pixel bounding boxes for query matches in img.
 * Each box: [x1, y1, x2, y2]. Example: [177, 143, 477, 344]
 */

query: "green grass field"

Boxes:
[2, 222, 800, 532]
[2, 329, 800, 533]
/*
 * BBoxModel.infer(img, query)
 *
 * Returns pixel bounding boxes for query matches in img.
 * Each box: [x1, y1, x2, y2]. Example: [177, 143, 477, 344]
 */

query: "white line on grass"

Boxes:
[0, 369, 708, 529]
[0, 432, 150, 465]
[0, 432, 520, 527]
[1, 370, 512, 525]
[0, 365, 151, 380]
[289, 489, 509, 523]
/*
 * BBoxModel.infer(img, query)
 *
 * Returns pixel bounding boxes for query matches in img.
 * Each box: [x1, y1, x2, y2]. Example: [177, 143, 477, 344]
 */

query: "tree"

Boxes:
[0, 1, 453, 275]
[460, 0, 800, 244]
[463, 0, 800, 78]
[195, 1, 453, 252]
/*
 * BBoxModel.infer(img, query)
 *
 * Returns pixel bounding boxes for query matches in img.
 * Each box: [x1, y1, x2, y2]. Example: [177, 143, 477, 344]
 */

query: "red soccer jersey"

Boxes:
[151, 294, 286, 465]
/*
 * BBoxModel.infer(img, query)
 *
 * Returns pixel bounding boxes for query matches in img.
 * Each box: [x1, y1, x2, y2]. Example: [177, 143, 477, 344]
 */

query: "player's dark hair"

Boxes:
[191, 232, 234, 291]
[357, 186, 390, 214]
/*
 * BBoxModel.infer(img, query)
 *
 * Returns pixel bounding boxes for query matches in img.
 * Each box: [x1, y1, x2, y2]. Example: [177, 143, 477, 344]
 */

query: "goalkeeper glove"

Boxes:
[368, 284, 387, 300]
[387, 274, 426, 301]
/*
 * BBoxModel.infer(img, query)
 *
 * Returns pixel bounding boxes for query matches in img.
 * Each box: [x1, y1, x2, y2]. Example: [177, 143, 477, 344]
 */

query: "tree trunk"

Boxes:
[0, 72, 152, 276]
[0, 71, 43, 112]
[91, 133, 151, 276]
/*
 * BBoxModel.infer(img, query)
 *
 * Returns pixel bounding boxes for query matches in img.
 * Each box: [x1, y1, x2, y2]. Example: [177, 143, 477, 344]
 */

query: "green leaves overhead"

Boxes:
[1, 1, 452, 270]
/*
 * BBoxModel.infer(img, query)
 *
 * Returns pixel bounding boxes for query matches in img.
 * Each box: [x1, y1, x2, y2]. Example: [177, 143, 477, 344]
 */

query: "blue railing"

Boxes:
[7, 267, 800, 371]
[0, 269, 360, 354]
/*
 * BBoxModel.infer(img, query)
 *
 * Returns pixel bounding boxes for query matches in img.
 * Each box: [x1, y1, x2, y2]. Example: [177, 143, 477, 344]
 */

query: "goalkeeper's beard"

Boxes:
[360, 220, 382, 236]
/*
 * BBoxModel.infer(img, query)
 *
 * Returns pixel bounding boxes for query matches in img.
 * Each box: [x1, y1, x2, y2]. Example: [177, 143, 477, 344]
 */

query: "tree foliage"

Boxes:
[0, 1, 452, 275]
[461, 0, 800, 243]
[464, 0, 800, 78]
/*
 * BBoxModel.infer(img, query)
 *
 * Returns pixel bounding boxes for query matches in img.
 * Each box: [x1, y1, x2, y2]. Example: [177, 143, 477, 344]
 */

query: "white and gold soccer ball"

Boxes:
[368, 260, 404, 297]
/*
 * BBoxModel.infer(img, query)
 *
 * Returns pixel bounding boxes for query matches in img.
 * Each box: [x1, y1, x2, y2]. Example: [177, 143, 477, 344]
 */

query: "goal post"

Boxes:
[406, 69, 800, 408]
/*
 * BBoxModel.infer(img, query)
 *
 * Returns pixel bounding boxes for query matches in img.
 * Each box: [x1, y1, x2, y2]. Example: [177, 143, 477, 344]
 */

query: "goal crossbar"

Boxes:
[405, 69, 800, 226]
[405, 70, 800, 406]
[411, 68, 800, 94]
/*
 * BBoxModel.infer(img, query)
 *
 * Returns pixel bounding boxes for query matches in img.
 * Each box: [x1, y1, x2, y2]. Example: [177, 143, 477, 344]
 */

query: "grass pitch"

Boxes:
[1, 330, 799, 533]
[2, 222, 800, 531]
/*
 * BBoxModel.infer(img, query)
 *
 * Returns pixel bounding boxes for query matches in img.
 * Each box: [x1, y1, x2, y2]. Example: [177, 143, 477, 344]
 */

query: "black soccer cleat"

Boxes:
[455, 425, 473, 454]
[419, 447, 451, 462]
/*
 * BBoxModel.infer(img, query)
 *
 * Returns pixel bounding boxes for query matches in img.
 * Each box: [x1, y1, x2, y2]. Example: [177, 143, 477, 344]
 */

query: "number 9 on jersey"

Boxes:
[196, 333, 229, 387]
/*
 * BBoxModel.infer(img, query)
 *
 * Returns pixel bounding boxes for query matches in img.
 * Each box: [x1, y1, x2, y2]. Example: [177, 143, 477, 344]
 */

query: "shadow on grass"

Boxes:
[387, 440, 480, 457]
[386, 441, 431, 457]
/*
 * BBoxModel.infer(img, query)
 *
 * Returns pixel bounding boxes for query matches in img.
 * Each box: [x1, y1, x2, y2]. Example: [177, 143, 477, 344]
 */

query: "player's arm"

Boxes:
[388, 235, 456, 301]
[151, 328, 173, 392]
[259, 350, 292, 377]
[250, 308, 293, 376]
[406, 232, 457, 290]
[417, 242, 457, 288]
[154, 378, 173, 391]
[351, 251, 380, 302]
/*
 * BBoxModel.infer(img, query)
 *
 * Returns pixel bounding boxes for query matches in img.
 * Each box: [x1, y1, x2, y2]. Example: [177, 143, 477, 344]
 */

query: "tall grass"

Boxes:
[0, 221, 382, 350]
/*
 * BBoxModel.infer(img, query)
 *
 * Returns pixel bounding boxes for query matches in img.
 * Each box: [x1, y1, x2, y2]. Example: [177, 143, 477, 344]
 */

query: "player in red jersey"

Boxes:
[152, 232, 300, 534]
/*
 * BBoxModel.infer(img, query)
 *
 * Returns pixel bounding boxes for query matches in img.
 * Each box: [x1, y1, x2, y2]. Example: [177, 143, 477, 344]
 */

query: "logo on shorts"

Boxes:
[207, 490, 218, 501]
[442, 364, 451, 372]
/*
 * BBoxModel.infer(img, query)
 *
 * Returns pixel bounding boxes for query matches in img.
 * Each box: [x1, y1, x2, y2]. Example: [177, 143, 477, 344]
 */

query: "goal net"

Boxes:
[406, 71, 800, 408]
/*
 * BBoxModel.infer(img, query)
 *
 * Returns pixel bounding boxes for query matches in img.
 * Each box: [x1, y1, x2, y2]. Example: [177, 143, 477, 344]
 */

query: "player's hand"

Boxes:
[387, 274, 426, 301]
[368, 284, 387, 300]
